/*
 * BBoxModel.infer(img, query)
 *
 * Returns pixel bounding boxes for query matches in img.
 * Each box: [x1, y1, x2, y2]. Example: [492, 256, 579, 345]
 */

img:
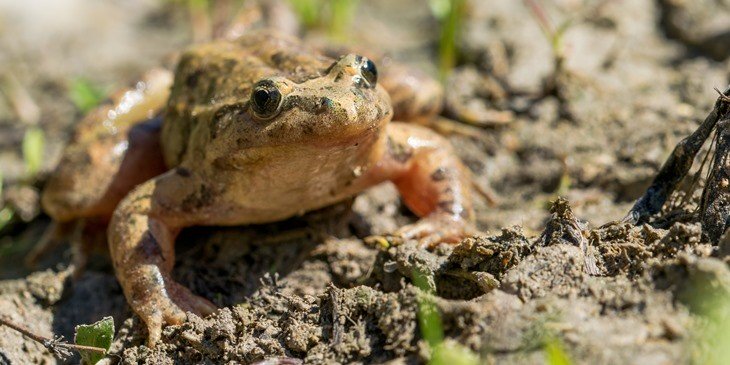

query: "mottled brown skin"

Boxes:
[317, 43, 444, 121]
[42, 69, 172, 222]
[42, 30, 474, 346]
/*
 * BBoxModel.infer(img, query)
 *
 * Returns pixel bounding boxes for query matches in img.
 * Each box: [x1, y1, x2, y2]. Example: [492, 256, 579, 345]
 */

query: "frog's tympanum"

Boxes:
[42, 28, 474, 345]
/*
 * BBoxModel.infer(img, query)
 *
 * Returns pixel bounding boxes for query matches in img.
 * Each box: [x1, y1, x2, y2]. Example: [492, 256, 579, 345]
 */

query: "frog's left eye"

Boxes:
[360, 58, 378, 87]
[250, 80, 282, 120]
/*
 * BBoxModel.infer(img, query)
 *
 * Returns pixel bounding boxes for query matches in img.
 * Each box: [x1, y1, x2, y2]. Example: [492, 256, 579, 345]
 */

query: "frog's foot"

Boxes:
[126, 266, 217, 346]
[396, 213, 475, 249]
[361, 123, 477, 249]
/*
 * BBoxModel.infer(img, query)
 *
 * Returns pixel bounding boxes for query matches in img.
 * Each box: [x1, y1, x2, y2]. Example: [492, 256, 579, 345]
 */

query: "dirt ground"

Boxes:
[1, 0, 730, 364]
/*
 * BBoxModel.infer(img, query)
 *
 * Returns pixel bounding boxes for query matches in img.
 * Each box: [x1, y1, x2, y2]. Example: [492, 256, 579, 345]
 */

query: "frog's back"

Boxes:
[162, 30, 334, 167]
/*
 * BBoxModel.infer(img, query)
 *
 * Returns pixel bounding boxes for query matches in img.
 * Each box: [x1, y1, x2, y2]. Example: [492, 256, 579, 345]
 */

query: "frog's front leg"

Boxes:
[368, 122, 475, 247]
[108, 170, 217, 346]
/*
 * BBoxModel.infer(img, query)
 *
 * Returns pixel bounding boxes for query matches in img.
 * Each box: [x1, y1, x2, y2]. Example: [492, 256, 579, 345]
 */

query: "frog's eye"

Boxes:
[250, 80, 282, 120]
[359, 58, 378, 87]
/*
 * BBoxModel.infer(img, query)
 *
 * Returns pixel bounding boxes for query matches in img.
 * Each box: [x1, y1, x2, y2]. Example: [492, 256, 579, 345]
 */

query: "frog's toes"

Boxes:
[166, 279, 218, 317]
[138, 296, 186, 347]
[141, 284, 217, 347]
[395, 214, 474, 249]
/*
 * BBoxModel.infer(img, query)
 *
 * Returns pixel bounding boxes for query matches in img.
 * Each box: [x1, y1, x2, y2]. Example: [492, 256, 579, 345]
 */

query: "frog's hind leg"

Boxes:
[35, 69, 173, 268]
[378, 62, 444, 121]
[42, 68, 173, 222]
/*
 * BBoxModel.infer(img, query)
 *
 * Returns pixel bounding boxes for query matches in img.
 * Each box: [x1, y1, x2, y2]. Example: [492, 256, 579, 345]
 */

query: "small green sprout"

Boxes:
[287, 0, 358, 40]
[0, 171, 16, 247]
[682, 263, 730, 365]
[413, 270, 443, 347]
[74, 316, 115, 364]
[431, 341, 480, 365]
[412, 269, 479, 365]
[544, 336, 572, 365]
[288, 0, 323, 28]
[430, 0, 465, 80]
[69, 78, 106, 114]
[22, 127, 45, 178]
[328, 0, 358, 41]
[523, 0, 572, 76]
[0, 207, 12, 233]
[428, 0, 451, 19]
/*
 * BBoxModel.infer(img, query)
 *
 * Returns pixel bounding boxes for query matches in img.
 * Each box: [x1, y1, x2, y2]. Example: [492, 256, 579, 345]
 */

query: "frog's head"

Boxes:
[246, 54, 392, 148]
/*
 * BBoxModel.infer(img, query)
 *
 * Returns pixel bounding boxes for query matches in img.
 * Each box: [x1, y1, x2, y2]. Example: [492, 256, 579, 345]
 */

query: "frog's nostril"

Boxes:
[320, 97, 334, 108]
[315, 97, 335, 113]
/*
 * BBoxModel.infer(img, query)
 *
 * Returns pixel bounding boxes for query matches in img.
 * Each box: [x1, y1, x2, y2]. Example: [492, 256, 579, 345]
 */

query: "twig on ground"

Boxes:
[0, 315, 106, 360]
[625, 86, 730, 225]
[523, 0, 555, 36]
[715, 87, 730, 103]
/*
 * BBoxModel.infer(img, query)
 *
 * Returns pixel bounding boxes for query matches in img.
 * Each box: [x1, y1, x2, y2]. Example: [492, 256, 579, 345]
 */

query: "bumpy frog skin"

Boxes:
[42, 29, 474, 346]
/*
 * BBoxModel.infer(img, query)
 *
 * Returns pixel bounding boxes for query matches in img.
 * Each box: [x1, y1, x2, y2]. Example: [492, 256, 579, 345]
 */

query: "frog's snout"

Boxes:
[328, 54, 378, 89]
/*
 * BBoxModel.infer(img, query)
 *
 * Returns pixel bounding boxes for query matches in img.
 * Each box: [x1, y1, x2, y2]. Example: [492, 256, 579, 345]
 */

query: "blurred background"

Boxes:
[0, 1, 730, 364]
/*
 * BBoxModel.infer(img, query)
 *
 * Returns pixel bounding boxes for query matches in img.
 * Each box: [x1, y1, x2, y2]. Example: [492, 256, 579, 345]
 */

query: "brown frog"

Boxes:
[41, 29, 474, 345]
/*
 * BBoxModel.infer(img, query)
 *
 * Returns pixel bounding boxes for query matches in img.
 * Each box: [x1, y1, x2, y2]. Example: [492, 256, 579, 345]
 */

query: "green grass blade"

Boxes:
[289, 0, 324, 28]
[68, 78, 105, 114]
[437, 0, 465, 80]
[328, 0, 358, 41]
[431, 341, 480, 365]
[0, 207, 13, 233]
[22, 127, 45, 178]
[412, 269, 443, 347]
[544, 337, 572, 365]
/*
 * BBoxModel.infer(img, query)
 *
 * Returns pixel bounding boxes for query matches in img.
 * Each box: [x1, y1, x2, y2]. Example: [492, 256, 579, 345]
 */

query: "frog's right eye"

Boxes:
[359, 58, 377, 87]
[250, 80, 282, 120]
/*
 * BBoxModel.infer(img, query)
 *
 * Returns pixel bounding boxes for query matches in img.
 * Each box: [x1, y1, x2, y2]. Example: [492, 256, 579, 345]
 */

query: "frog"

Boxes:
[41, 27, 474, 346]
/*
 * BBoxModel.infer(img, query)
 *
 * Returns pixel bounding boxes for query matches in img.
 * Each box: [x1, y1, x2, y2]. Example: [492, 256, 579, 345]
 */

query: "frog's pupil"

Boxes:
[254, 89, 270, 107]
